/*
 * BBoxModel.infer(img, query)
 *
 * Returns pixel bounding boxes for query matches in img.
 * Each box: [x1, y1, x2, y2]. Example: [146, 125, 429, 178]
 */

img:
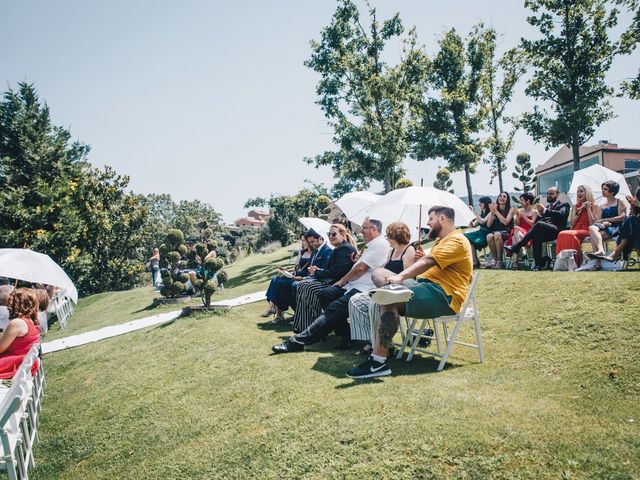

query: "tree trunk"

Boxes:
[464, 165, 474, 204]
[571, 142, 581, 172]
[497, 157, 504, 193]
[384, 169, 392, 193]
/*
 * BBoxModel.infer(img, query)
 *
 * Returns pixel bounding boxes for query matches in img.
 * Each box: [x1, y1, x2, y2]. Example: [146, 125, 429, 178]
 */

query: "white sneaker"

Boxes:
[369, 284, 414, 305]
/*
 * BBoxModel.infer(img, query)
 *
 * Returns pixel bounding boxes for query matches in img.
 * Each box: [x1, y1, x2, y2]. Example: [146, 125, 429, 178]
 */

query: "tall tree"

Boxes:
[512, 152, 538, 194]
[616, 0, 640, 99]
[410, 25, 491, 201]
[481, 35, 527, 192]
[521, 0, 620, 171]
[433, 167, 454, 193]
[304, 0, 427, 193]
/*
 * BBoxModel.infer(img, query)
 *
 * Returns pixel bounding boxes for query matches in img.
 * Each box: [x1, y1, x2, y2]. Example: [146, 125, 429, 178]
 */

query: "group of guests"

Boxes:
[464, 182, 640, 270]
[263, 209, 474, 379]
[0, 284, 45, 379]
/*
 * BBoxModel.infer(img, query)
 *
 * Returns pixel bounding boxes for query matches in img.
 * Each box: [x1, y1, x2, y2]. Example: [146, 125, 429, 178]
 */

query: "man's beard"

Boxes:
[427, 225, 439, 239]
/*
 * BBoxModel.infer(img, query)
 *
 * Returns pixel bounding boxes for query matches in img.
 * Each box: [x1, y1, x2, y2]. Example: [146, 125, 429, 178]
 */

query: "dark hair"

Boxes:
[304, 229, 322, 240]
[519, 192, 534, 204]
[478, 196, 492, 212]
[428, 206, 455, 220]
[496, 191, 512, 216]
[386, 222, 411, 245]
[602, 180, 620, 195]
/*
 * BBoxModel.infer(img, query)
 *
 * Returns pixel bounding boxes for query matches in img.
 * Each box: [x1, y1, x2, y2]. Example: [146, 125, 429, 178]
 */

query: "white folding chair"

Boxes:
[396, 273, 484, 371]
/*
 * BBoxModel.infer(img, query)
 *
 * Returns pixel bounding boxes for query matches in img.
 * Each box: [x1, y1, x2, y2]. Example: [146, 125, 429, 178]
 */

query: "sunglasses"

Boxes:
[327, 232, 338, 238]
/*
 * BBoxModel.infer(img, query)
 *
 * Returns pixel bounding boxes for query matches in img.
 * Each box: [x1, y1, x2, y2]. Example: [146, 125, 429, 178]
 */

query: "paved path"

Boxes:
[42, 290, 266, 354]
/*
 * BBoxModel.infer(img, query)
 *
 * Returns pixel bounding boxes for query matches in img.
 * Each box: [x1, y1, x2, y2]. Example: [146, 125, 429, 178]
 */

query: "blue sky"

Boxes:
[2, 1, 638, 222]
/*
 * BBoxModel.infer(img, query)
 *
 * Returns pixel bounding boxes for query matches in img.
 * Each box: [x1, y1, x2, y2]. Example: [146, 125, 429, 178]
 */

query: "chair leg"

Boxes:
[437, 317, 466, 371]
[472, 298, 484, 364]
[397, 317, 418, 360]
[406, 318, 428, 362]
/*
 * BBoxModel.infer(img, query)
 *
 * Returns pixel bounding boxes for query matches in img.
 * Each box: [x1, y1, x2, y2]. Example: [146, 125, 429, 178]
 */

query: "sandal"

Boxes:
[587, 252, 620, 262]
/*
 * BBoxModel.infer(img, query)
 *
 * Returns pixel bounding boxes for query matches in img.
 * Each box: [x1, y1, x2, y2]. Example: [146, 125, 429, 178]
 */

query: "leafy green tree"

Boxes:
[512, 152, 538, 194]
[521, 0, 620, 171]
[411, 25, 491, 202]
[615, 0, 640, 98]
[433, 168, 454, 193]
[394, 177, 414, 189]
[481, 36, 527, 192]
[304, 0, 427, 193]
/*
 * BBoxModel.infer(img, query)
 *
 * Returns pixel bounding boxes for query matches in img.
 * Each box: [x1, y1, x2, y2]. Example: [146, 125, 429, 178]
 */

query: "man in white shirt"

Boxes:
[272, 218, 390, 353]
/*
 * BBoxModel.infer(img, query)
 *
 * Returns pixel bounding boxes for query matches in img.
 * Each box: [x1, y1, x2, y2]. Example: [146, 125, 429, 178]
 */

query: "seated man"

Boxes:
[505, 186, 569, 270]
[271, 218, 389, 353]
[346, 206, 473, 379]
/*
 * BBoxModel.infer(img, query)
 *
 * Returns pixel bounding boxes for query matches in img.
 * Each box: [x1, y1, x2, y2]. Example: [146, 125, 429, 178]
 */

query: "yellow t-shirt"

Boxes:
[418, 229, 473, 313]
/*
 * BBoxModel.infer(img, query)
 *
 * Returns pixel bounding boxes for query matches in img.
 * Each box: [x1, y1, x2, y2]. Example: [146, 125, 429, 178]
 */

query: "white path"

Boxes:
[42, 290, 266, 354]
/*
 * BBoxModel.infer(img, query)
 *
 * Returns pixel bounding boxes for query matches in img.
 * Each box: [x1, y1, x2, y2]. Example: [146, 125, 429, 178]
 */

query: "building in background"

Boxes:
[232, 209, 271, 229]
[536, 141, 640, 194]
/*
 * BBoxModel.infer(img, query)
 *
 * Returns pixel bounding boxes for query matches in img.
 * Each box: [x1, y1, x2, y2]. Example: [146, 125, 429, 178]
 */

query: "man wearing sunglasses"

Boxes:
[505, 186, 570, 270]
[272, 218, 390, 354]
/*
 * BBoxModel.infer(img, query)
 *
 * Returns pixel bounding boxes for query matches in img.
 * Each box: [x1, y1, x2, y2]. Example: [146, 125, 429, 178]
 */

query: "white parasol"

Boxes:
[0, 248, 78, 303]
[568, 164, 632, 204]
[335, 191, 381, 226]
[365, 186, 476, 242]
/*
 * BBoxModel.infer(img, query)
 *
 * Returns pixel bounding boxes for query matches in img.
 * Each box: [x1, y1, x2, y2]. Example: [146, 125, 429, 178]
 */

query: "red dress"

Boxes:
[0, 317, 40, 379]
[556, 204, 591, 265]
[505, 210, 535, 247]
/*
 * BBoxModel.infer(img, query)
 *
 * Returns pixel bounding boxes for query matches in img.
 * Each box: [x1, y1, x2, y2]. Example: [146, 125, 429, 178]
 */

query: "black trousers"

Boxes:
[618, 215, 640, 257]
[515, 221, 560, 266]
[292, 287, 361, 345]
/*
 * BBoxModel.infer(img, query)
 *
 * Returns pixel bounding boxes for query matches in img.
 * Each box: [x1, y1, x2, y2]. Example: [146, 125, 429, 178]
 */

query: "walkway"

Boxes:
[42, 290, 266, 354]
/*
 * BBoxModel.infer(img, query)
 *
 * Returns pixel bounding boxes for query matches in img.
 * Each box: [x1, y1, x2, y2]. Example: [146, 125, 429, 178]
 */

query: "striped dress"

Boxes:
[291, 279, 331, 333]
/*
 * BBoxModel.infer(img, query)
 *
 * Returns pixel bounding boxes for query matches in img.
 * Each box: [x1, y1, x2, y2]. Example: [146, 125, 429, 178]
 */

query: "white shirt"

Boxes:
[0, 306, 10, 331]
[344, 234, 390, 294]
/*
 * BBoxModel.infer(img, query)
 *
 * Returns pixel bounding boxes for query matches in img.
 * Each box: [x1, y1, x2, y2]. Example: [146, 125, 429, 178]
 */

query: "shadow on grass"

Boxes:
[131, 303, 161, 314]
[308, 350, 463, 388]
[224, 264, 282, 289]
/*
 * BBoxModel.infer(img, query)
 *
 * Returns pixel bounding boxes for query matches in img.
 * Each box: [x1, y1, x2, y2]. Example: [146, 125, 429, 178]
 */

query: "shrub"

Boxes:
[395, 177, 414, 189]
[177, 244, 188, 256]
[167, 251, 181, 265]
[204, 257, 224, 273]
[216, 270, 228, 285]
[160, 285, 171, 297]
[177, 273, 190, 284]
[203, 279, 217, 306]
[171, 281, 184, 297]
[317, 195, 331, 211]
[194, 279, 204, 291]
[207, 240, 218, 251]
[166, 229, 185, 249]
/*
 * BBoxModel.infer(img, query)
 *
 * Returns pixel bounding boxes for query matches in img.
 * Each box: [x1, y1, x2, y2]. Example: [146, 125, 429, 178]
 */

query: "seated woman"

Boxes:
[485, 192, 515, 269]
[291, 224, 357, 334]
[589, 188, 640, 262]
[261, 234, 313, 323]
[555, 185, 600, 266]
[505, 192, 537, 269]
[348, 222, 416, 356]
[0, 288, 41, 379]
[34, 288, 50, 334]
[588, 180, 628, 269]
[463, 196, 492, 268]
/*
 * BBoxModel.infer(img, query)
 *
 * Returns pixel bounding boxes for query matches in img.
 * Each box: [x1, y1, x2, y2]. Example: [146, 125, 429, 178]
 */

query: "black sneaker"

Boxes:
[413, 328, 434, 348]
[346, 356, 391, 379]
[271, 339, 304, 354]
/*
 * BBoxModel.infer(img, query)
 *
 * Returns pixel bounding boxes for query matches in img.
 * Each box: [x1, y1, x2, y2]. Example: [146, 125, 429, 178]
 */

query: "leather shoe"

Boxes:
[504, 244, 520, 255]
[271, 339, 304, 354]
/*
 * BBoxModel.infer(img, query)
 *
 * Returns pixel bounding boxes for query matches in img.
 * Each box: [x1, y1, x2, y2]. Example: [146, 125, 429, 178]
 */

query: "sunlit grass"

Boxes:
[31, 249, 640, 479]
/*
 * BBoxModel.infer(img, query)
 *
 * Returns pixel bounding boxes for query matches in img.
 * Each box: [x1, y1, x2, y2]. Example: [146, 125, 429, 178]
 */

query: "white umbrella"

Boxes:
[0, 248, 78, 303]
[298, 217, 334, 249]
[365, 186, 476, 242]
[335, 191, 381, 226]
[568, 164, 632, 203]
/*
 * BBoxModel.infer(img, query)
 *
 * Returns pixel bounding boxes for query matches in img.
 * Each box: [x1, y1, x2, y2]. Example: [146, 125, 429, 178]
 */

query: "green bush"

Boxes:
[177, 273, 191, 284]
[159, 285, 171, 297]
[158, 243, 168, 256]
[395, 177, 414, 189]
[167, 251, 181, 264]
[166, 229, 185, 248]
[317, 195, 331, 211]
[171, 281, 185, 297]
[204, 258, 224, 273]
[216, 270, 228, 285]
[207, 240, 218, 251]
[195, 242, 208, 259]
[203, 279, 217, 306]
[177, 244, 188, 256]
[194, 279, 204, 291]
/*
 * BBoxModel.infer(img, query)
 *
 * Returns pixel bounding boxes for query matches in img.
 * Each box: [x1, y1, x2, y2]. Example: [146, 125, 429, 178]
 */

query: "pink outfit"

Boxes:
[0, 317, 40, 379]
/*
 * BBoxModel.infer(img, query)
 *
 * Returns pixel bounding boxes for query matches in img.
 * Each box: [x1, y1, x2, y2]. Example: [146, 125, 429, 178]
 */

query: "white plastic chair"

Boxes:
[396, 273, 484, 371]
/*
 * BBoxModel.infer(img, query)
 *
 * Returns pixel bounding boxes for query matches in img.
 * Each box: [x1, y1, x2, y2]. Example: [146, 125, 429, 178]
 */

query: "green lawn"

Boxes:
[32, 246, 640, 479]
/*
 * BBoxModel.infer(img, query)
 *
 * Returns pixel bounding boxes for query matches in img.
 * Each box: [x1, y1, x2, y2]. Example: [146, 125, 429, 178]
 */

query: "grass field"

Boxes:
[32, 245, 640, 479]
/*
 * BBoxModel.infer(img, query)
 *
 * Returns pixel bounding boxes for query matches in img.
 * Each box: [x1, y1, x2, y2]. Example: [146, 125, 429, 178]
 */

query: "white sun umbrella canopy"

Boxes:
[567, 164, 632, 204]
[298, 217, 334, 249]
[0, 248, 78, 303]
[335, 191, 381, 226]
[365, 186, 476, 242]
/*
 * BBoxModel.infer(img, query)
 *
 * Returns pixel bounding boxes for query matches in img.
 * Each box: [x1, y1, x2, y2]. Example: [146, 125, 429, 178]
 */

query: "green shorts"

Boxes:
[403, 279, 455, 319]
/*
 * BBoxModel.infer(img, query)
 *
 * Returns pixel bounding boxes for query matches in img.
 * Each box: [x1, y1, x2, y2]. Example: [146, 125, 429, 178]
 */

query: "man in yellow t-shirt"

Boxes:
[346, 206, 472, 379]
